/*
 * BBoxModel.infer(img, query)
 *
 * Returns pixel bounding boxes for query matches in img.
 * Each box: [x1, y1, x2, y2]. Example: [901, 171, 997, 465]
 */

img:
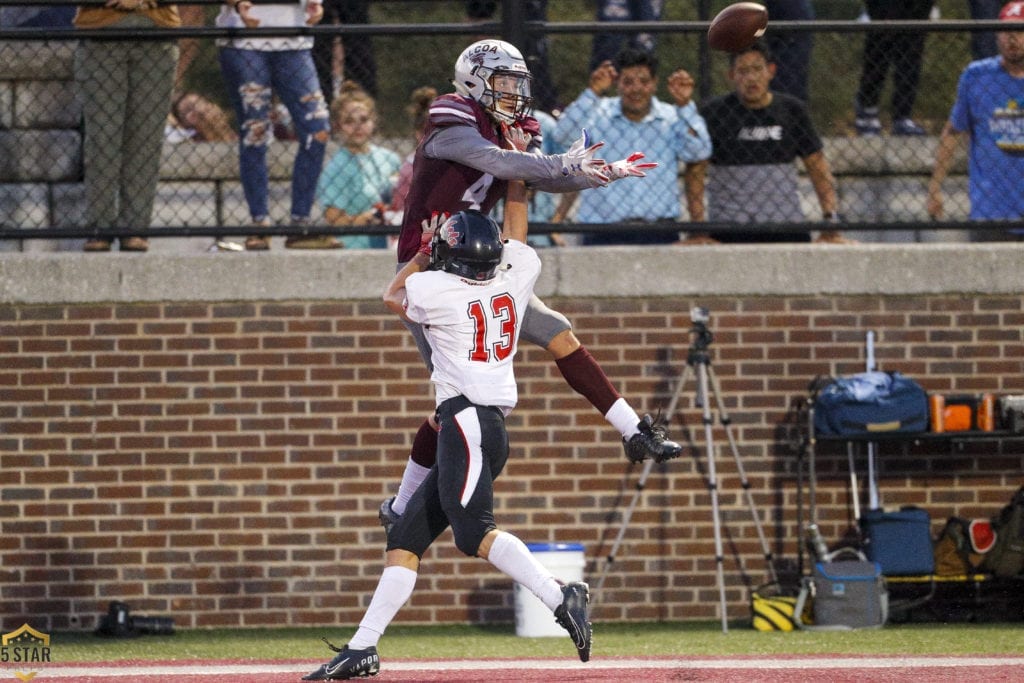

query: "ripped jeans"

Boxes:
[218, 47, 329, 223]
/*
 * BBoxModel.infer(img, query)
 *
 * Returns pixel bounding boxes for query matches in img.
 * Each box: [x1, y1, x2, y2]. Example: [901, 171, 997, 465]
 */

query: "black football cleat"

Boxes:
[623, 414, 682, 464]
[302, 640, 379, 680]
[378, 497, 399, 536]
[554, 581, 592, 663]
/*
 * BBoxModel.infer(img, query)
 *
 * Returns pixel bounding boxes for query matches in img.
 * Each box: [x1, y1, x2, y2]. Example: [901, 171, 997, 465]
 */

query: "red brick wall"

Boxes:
[2, 295, 1022, 632]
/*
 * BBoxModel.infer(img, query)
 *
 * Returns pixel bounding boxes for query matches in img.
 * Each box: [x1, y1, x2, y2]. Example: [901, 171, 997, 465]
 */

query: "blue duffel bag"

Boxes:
[813, 371, 928, 437]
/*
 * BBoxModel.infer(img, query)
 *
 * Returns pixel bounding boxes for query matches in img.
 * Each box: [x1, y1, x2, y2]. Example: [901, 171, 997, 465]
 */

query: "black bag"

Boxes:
[813, 371, 928, 436]
[982, 487, 1024, 578]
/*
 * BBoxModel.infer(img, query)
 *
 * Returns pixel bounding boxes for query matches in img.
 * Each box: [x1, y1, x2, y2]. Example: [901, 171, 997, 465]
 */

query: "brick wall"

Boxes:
[2, 293, 1022, 632]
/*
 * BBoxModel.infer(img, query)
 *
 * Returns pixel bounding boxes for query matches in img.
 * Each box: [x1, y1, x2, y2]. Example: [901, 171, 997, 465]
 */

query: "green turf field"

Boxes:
[51, 622, 1024, 663]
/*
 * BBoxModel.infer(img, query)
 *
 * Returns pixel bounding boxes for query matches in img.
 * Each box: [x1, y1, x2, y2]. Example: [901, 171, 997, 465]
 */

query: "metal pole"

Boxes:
[696, 361, 729, 634]
[865, 331, 880, 511]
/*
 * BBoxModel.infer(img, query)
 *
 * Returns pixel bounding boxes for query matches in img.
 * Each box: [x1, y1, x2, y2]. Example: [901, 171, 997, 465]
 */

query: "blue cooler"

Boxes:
[859, 506, 935, 576]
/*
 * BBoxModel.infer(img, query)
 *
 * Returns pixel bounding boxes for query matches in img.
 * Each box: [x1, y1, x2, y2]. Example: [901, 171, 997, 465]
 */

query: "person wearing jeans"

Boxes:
[217, 0, 333, 250]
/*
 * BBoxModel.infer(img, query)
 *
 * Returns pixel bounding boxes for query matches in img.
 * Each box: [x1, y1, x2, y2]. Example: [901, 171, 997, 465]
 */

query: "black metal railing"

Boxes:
[1, 7, 1022, 245]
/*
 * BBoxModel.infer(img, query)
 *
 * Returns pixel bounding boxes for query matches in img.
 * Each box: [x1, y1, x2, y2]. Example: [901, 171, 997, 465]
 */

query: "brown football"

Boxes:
[707, 2, 769, 53]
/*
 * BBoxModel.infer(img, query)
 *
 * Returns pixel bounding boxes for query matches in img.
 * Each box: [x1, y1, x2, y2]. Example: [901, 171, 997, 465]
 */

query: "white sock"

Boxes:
[391, 458, 431, 516]
[605, 397, 641, 439]
[348, 565, 417, 650]
[486, 531, 564, 611]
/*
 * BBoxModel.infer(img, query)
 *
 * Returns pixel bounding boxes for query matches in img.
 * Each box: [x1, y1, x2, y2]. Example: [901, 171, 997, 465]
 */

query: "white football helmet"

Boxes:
[453, 39, 534, 124]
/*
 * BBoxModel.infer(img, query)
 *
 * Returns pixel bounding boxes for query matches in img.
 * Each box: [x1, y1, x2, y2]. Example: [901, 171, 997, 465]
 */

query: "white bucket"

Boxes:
[514, 542, 585, 638]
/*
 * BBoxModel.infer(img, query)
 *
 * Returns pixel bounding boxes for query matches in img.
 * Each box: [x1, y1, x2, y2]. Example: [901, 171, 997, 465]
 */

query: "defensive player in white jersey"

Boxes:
[303, 183, 592, 680]
[382, 39, 681, 538]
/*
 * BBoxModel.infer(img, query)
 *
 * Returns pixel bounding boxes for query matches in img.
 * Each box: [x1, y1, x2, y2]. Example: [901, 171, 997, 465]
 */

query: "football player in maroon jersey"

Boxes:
[381, 40, 678, 534]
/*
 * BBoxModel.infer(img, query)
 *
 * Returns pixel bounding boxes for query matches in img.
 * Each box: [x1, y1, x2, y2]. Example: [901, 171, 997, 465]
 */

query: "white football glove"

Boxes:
[603, 152, 659, 180]
[560, 129, 608, 185]
[417, 211, 448, 256]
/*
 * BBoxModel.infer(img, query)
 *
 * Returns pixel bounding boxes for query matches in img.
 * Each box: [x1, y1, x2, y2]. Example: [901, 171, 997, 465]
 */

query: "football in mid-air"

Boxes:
[707, 2, 769, 53]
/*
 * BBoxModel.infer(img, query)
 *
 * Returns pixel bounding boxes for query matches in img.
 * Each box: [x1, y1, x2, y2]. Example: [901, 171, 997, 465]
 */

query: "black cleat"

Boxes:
[303, 640, 379, 680]
[554, 581, 592, 663]
[378, 497, 399, 536]
[623, 414, 682, 464]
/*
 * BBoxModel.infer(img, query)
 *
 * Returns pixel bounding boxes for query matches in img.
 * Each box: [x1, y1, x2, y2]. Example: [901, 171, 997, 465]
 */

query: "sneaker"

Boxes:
[303, 641, 380, 680]
[246, 219, 272, 251]
[83, 238, 111, 252]
[623, 414, 682, 464]
[854, 103, 881, 136]
[119, 236, 149, 252]
[245, 235, 270, 251]
[208, 240, 244, 252]
[892, 118, 926, 136]
[554, 581, 592, 663]
[378, 497, 399, 536]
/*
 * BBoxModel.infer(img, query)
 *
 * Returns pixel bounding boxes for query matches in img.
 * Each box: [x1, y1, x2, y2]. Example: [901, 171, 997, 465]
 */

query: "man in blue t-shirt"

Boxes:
[928, 1, 1024, 233]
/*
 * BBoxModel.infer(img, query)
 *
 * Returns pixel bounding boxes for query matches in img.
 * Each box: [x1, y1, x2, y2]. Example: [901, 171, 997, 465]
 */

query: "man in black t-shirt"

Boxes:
[687, 41, 851, 244]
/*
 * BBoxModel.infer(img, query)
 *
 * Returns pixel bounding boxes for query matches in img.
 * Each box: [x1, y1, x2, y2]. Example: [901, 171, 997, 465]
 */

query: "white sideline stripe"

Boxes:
[32, 657, 1024, 677]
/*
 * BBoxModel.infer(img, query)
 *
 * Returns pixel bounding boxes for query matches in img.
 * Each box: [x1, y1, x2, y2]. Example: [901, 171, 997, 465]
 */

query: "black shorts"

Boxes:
[387, 395, 509, 557]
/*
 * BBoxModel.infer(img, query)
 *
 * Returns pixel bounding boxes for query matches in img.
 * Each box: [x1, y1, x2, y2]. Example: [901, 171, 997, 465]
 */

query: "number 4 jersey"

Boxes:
[403, 240, 541, 414]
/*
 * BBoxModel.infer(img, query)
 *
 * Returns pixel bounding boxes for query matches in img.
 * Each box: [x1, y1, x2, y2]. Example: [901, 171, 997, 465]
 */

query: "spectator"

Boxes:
[465, 0, 559, 113]
[690, 40, 850, 244]
[853, 0, 934, 136]
[765, 0, 814, 102]
[488, 108, 570, 247]
[553, 48, 712, 245]
[589, 0, 663, 71]
[927, 1, 1024, 236]
[518, 109, 569, 246]
[315, 81, 400, 249]
[76, 0, 181, 253]
[304, 189, 596, 681]
[312, 0, 376, 102]
[169, 91, 238, 142]
[388, 85, 437, 227]
[969, 0, 1003, 60]
[216, 0, 331, 251]
[174, 4, 205, 93]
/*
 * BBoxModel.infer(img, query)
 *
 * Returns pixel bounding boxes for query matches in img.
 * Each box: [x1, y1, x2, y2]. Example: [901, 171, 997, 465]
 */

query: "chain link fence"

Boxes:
[1, 1, 1022, 251]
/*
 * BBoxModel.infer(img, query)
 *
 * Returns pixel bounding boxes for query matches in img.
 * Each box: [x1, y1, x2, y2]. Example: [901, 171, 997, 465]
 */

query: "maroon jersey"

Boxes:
[396, 94, 542, 263]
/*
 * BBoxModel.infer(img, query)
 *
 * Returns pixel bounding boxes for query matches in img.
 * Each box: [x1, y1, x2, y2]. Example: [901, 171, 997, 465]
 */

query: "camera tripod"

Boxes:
[595, 308, 777, 634]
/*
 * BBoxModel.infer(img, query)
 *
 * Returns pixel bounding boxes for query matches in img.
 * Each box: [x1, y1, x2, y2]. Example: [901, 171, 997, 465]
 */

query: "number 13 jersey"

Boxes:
[403, 240, 541, 414]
